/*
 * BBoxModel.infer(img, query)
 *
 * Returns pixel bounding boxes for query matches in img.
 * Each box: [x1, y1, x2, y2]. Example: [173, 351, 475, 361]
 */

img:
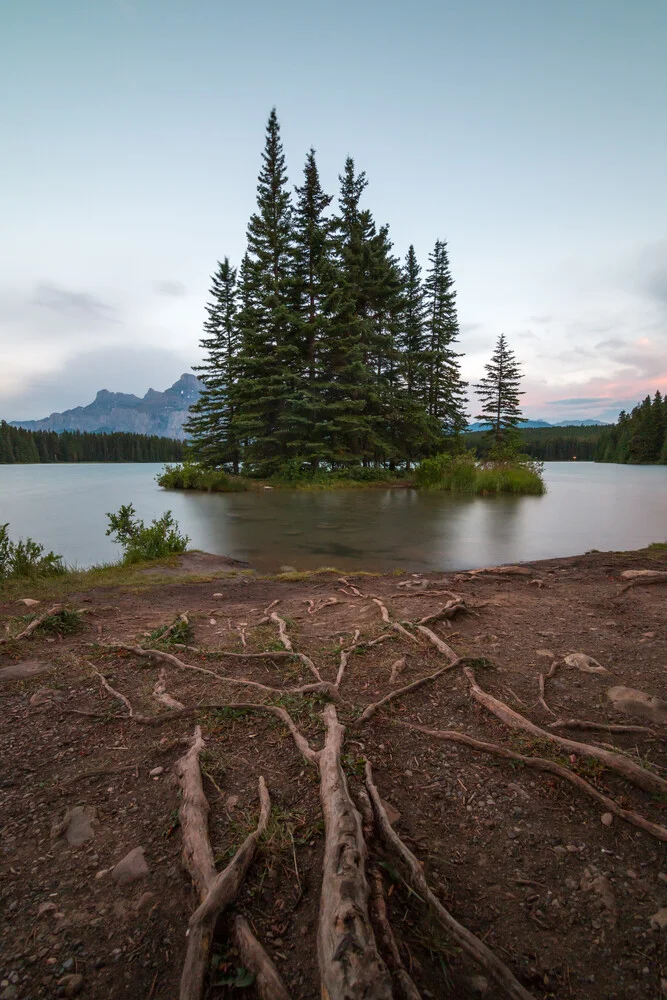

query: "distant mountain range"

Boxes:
[466, 419, 609, 431]
[12, 374, 201, 440]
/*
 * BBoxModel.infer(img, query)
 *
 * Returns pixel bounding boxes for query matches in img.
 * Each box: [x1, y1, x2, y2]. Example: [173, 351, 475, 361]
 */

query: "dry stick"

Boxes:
[548, 719, 658, 735]
[153, 669, 185, 712]
[231, 915, 291, 1000]
[464, 668, 667, 795]
[394, 721, 667, 843]
[180, 774, 271, 1000]
[365, 761, 536, 1000]
[536, 672, 557, 718]
[103, 644, 336, 701]
[368, 867, 423, 1000]
[317, 704, 393, 1000]
[0, 604, 62, 645]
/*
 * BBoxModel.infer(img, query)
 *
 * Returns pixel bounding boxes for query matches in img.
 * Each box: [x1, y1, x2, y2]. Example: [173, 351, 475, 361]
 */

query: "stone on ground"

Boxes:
[607, 685, 667, 724]
[51, 806, 97, 848]
[0, 660, 52, 682]
[112, 847, 149, 886]
[564, 652, 607, 673]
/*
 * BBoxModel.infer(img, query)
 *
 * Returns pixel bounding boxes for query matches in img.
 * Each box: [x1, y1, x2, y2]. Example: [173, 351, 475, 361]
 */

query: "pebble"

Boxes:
[112, 846, 149, 886]
[149, 766, 164, 777]
[650, 908, 667, 930]
[601, 812, 613, 827]
[57, 973, 84, 997]
[0, 987, 18, 1000]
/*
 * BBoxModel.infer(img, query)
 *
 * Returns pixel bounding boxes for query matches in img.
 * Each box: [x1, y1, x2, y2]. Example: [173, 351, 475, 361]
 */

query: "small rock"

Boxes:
[1, 986, 18, 1000]
[0, 659, 52, 682]
[61, 958, 75, 972]
[658, 872, 667, 883]
[601, 812, 613, 827]
[470, 974, 489, 994]
[650, 908, 667, 930]
[213, 593, 223, 598]
[57, 973, 84, 997]
[148, 766, 164, 777]
[280, 565, 296, 573]
[608, 685, 667, 725]
[17, 597, 41, 606]
[51, 805, 97, 847]
[381, 799, 401, 826]
[112, 847, 149, 886]
[564, 652, 607, 674]
[535, 649, 555, 658]
[132, 891, 155, 912]
[30, 688, 65, 706]
[38, 901, 58, 916]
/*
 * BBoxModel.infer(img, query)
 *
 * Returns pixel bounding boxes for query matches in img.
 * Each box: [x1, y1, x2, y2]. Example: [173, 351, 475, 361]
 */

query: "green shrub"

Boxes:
[105, 504, 190, 563]
[414, 454, 545, 495]
[157, 462, 248, 492]
[0, 523, 66, 580]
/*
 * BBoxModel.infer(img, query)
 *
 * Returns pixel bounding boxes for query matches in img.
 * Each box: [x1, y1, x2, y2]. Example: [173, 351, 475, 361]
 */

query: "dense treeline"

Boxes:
[466, 425, 602, 461]
[0, 422, 185, 464]
[596, 393, 667, 464]
[187, 110, 474, 476]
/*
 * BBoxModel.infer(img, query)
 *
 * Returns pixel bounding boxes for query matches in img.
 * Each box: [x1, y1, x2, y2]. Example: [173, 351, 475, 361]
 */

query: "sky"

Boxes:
[1, 0, 666, 423]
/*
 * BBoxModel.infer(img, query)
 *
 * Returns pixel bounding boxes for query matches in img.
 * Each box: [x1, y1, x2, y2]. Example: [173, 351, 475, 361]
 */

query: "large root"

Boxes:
[548, 718, 657, 735]
[317, 705, 393, 999]
[368, 866, 422, 1000]
[465, 668, 667, 795]
[0, 604, 62, 645]
[365, 762, 536, 1000]
[231, 914, 291, 1000]
[395, 721, 667, 843]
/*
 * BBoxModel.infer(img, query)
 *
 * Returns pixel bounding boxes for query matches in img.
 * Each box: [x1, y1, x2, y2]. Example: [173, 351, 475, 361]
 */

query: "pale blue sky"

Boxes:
[2, 0, 666, 421]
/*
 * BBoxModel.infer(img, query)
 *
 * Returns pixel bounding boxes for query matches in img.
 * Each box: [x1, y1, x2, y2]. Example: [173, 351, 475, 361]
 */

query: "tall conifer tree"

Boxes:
[474, 334, 526, 448]
[184, 257, 239, 470]
[424, 240, 468, 435]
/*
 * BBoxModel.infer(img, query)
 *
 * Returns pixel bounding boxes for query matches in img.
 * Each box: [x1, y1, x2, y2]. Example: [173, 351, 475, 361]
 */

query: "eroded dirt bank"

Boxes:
[1, 547, 666, 1000]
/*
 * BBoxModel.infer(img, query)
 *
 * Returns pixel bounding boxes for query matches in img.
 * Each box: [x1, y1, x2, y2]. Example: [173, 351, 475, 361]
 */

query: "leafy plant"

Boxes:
[0, 523, 65, 580]
[36, 608, 85, 635]
[147, 615, 194, 645]
[105, 504, 190, 563]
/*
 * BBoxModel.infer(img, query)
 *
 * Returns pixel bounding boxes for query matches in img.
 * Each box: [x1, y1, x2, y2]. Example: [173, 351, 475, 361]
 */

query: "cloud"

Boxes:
[544, 396, 611, 406]
[528, 315, 552, 324]
[31, 282, 116, 321]
[154, 280, 187, 298]
[639, 241, 667, 305]
[594, 337, 626, 350]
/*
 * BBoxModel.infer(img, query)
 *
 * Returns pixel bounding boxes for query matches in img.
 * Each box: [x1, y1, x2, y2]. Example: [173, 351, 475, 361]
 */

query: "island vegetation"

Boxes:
[596, 392, 667, 464]
[0, 422, 185, 464]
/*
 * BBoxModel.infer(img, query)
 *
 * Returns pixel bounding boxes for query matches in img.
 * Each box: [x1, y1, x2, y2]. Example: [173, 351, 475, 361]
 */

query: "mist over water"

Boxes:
[1, 463, 665, 573]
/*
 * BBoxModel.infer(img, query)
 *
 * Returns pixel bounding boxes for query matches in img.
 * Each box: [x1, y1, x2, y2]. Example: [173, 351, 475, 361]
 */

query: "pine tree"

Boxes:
[424, 240, 468, 436]
[231, 109, 298, 475]
[184, 257, 239, 471]
[398, 245, 427, 402]
[474, 334, 526, 448]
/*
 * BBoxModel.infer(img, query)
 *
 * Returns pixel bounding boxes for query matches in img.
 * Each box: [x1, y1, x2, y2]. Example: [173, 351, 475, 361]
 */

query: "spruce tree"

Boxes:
[474, 334, 526, 448]
[424, 240, 468, 436]
[399, 245, 427, 401]
[185, 258, 239, 471]
[231, 109, 298, 475]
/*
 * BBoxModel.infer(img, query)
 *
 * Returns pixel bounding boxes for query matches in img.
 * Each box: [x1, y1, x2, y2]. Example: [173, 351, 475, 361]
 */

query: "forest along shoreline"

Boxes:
[1, 543, 666, 1000]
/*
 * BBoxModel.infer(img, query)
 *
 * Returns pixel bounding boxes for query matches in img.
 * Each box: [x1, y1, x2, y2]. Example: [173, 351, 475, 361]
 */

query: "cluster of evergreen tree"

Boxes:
[186, 110, 471, 476]
[596, 392, 667, 464]
[0, 422, 185, 464]
[467, 425, 601, 461]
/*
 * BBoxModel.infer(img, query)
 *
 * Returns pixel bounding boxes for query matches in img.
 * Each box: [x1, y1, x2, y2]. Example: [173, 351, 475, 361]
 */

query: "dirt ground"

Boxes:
[1, 547, 666, 1000]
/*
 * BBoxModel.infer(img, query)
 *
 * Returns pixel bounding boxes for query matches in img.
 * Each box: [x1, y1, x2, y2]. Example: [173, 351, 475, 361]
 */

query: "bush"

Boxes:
[105, 504, 190, 563]
[0, 523, 66, 580]
[414, 454, 545, 495]
[157, 463, 248, 492]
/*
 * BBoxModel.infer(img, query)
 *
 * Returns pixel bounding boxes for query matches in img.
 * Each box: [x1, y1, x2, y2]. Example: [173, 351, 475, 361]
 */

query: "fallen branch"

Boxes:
[231, 914, 291, 1000]
[368, 866, 422, 1000]
[0, 604, 62, 645]
[464, 668, 667, 795]
[548, 719, 657, 735]
[365, 761, 536, 1000]
[395, 721, 667, 843]
[180, 774, 271, 1000]
[317, 705, 393, 999]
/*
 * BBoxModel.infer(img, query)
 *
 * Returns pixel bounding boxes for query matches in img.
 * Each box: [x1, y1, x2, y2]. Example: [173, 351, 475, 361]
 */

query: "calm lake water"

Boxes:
[0, 463, 665, 573]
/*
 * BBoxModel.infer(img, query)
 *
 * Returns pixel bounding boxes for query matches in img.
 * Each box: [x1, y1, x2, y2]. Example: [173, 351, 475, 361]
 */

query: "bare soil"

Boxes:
[1, 547, 666, 1000]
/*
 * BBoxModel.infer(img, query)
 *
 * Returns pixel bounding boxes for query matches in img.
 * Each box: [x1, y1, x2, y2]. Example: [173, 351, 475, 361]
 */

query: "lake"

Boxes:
[0, 463, 665, 574]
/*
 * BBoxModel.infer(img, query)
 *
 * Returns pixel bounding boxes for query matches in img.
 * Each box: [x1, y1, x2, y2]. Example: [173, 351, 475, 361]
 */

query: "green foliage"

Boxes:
[34, 608, 85, 635]
[157, 462, 248, 492]
[596, 391, 667, 465]
[413, 453, 545, 495]
[0, 422, 184, 464]
[465, 424, 602, 461]
[0, 523, 65, 580]
[474, 334, 526, 447]
[147, 615, 194, 646]
[105, 504, 189, 563]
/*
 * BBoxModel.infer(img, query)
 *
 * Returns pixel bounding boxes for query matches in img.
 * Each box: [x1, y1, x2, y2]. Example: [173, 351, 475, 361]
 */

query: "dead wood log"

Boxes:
[231, 914, 291, 1000]
[0, 604, 62, 644]
[180, 775, 271, 1000]
[365, 762, 536, 1000]
[317, 705, 393, 999]
[368, 866, 422, 1000]
[548, 719, 657, 735]
[395, 721, 667, 843]
[464, 668, 667, 795]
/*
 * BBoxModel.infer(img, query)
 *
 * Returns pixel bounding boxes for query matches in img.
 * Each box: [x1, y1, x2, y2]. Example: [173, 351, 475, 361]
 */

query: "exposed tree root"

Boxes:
[548, 719, 657, 735]
[305, 597, 338, 615]
[161, 613, 189, 641]
[415, 625, 459, 660]
[413, 597, 469, 627]
[365, 761, 536, 1000]
[153, 669, 185, 711]
[368, 866, 422, 1000]
[0, 604, 62, 645]
[317, 705, 393, 999]
[389, 656, 406, 684]
[174, 726, 271, 1000]
[231, 914, 291, 1000]
[395, 721, 667, 843]
[388, 590, 463, 599]
[355, 656, 465, 725]
[338, 577, 364, 597]
[372, 597, 391, 623]
[535, 670, 557, 718]
[616, 573, 667, 595]
[464, 668, 667, 795]
[88, 664, 135, 716]
[270, 611, 294, 651]
[392, 621, 421, 645]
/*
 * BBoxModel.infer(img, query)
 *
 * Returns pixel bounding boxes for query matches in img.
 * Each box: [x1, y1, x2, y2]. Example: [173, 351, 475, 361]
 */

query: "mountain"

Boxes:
[466, 418, 609, 431]
[12, 374, 201, 439]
